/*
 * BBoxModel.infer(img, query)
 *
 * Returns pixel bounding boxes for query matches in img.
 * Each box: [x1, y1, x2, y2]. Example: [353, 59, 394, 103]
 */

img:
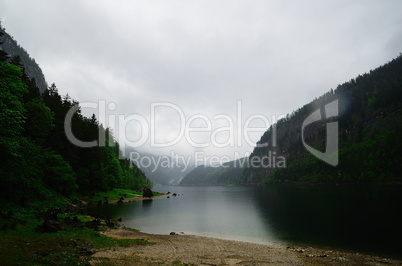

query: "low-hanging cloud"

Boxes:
[1, 0, 401, 159]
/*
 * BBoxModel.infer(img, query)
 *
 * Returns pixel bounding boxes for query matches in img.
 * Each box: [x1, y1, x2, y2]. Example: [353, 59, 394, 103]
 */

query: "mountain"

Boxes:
[180, 157, 248, 185]
[0, 25, 47, 93]
[125, 147, 195, 185]
[242, 54, 402, 184]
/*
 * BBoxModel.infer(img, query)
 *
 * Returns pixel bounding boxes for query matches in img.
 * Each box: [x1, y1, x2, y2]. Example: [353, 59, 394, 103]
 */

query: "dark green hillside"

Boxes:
[243, 54, 402, 184]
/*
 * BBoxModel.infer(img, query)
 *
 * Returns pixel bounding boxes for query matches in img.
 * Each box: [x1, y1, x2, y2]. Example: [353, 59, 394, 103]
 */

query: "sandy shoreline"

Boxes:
[89, 228, 402, 265]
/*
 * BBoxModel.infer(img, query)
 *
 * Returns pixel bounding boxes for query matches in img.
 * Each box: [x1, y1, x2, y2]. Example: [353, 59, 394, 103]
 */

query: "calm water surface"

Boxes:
[88, 185, 402, 257]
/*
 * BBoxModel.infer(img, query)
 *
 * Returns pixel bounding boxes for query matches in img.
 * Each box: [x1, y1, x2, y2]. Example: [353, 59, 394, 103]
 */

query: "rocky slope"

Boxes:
[0, 26, 47, 92]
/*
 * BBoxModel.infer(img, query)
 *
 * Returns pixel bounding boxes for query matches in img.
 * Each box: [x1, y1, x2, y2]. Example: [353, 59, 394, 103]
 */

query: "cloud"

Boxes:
[1, 0, 402, 159]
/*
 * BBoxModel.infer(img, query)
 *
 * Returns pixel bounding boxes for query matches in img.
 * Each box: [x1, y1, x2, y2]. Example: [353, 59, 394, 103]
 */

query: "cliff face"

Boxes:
[0, 27, 47, 92]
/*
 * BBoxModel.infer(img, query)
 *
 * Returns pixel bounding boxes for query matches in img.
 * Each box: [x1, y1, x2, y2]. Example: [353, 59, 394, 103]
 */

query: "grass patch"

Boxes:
[0, 204, 151, 265]
[88, 188, 164, 202]
[0, 227, 150, 265]
[89, 188, 143, 202]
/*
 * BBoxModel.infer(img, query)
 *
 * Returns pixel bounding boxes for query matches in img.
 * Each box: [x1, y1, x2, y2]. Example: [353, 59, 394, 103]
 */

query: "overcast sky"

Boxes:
[1, 0, 402, 161]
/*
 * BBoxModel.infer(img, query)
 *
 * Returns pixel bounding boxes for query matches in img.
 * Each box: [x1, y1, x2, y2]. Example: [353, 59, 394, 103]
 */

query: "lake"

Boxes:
[88, 185, 402, 258]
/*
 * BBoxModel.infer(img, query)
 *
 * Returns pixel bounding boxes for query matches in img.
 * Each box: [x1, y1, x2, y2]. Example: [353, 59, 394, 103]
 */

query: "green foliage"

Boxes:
[89, 188, 143, 202]
[24, 98, 54, 144]
[0, 207, 150, 265]
[42, 153, 77, 197]
[0, 62, 27, 139]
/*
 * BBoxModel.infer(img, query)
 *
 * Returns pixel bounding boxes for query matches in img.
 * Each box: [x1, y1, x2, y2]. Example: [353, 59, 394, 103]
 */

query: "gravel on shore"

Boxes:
[89, 228, 402, 265]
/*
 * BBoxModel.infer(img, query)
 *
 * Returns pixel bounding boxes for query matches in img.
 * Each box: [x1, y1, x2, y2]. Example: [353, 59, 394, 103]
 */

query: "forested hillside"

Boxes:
[0, 28, 151, 204]
[243, 54, 402, 184]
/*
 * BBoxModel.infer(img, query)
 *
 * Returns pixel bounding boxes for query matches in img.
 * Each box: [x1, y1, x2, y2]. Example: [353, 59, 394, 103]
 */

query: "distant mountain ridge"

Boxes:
[180, 157, 248, 185]
[125, 147, 195, 185]
[0, 25, 47, 92]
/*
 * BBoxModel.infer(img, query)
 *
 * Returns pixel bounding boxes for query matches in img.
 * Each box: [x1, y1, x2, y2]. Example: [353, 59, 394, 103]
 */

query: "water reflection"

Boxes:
[142, 199, 153, 207]
[252, 185, 402, 257]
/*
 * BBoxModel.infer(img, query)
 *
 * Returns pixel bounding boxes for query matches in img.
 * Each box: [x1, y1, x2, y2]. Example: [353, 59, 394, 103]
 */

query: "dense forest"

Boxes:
[243, 54, 402, 184]
[0, 28, 151, 205]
